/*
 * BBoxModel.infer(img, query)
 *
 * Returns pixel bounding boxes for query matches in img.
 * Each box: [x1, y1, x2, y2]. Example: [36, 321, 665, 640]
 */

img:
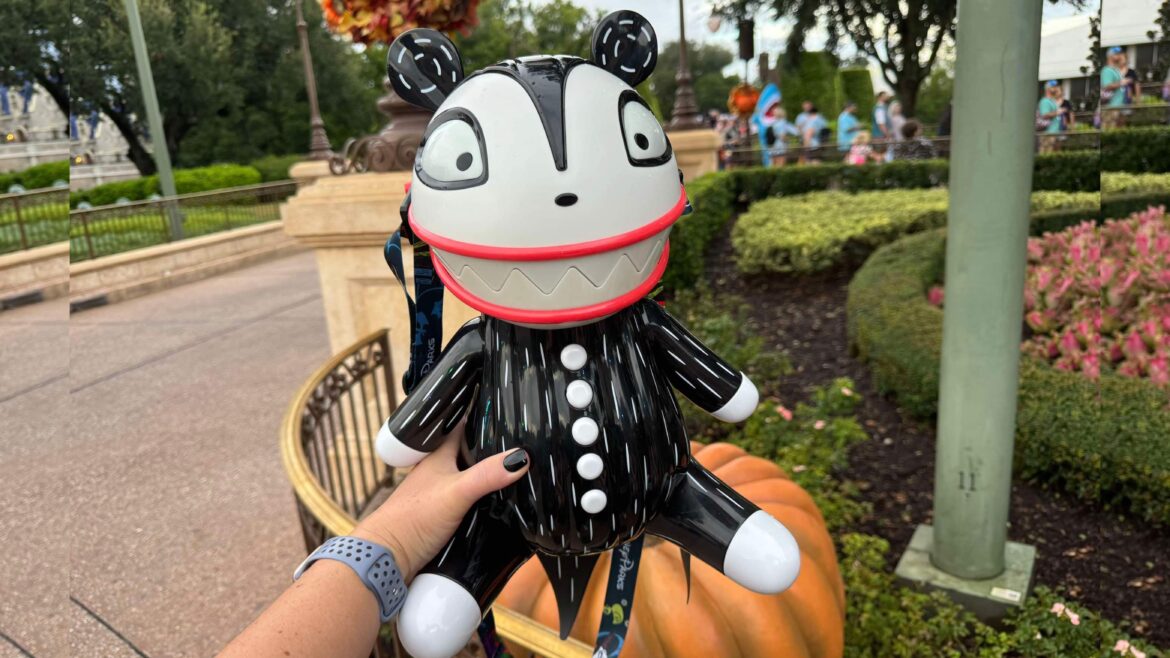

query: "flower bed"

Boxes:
[1017, 208, 1169, 385]
[671, 291, 1164, 655]
[846, 227, 1170, 523]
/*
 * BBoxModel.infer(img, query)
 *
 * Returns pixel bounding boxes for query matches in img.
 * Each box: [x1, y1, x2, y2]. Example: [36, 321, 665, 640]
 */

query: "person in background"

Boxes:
[1055, 84, 1075, 131]
[760, 105, 801, 167]
[871, 91, 892, 140]
[937, 102, 953, 137]
[794, 100, 814, 135]
[837, 100, 861, 151]
[846, 132, 881, 165]
[1118, 51, 1140, 105]
[707, 109, 721, 129]
[1037, 80, 1064, 154]
[891, 120, 937, 160]
[801, 105, 827, 163]
[888, 101, 907, 142]
[1101, 47, 1128, 129]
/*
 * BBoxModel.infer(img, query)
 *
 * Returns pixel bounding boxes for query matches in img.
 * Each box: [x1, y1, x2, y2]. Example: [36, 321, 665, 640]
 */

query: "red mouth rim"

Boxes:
[432, 241, 671, 324]
[409, 186, 687, 262]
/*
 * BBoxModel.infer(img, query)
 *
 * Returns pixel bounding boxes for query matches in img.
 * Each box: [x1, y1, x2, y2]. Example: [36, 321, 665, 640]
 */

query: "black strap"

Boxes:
[384, 190, 446, 395]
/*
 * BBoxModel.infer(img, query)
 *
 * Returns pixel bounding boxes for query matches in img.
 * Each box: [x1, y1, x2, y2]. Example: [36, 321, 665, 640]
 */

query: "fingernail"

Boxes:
[503, 449, 529, 472]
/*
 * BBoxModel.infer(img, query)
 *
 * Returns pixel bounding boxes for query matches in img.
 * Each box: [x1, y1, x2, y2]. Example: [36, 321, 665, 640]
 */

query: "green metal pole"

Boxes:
[931, 0, 1043, 580]
[123, 0, 182, 239]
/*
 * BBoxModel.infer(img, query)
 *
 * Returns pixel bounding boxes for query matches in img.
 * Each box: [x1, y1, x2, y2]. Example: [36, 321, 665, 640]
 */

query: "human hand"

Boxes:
[352, 431, 529, 582]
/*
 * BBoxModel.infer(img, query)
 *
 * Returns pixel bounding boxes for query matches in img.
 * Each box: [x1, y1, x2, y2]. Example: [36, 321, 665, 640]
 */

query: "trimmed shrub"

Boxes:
[1032, 149, 1100, 192]
[732, 189, 1100, 275]
[0, 160, 70, 192]
[837, 68, 875, 119]
[662, 172, 736, 291]
[71, 163, 262, 207]
[1102, 126, 1170, 173]
[250, 154, 304, 182]
[782, 51, 842, 120]
[846, 228, 1170, 523]
[1102, 171, 1170, 195]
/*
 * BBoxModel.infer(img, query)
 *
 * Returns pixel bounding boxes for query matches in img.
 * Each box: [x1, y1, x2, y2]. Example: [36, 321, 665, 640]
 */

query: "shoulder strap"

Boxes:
[384, 187, 446, 395]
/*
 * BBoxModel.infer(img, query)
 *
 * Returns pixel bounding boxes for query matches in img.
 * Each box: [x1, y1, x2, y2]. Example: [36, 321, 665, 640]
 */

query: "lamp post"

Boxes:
[296, 0, 333, 160]
[894, 0, 1041, 621]
[667, 0, 705, 131]
[123, 0, 181, 239]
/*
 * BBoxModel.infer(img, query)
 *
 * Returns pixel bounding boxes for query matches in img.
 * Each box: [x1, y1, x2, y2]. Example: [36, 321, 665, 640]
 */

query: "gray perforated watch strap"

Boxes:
[293, 536, 407, 623]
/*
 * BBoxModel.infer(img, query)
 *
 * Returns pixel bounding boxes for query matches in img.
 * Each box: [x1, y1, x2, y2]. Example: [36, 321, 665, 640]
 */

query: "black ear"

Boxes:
[591, 10, 658, 87]
[387, 29, 465, 111]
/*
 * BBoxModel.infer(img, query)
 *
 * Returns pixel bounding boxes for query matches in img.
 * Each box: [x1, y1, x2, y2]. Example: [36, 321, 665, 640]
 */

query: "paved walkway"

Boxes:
[0, 252, 332, 657]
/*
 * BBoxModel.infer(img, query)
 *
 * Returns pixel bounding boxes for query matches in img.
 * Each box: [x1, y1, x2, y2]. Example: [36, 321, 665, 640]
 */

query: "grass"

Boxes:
[70, 203, 282, 262]
[0, 201, 69, 255]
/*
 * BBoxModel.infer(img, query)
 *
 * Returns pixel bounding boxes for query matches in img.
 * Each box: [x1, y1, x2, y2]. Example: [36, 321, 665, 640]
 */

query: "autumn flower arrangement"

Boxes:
[318, 0, 481, 44]
[930, 206, 1170, 387]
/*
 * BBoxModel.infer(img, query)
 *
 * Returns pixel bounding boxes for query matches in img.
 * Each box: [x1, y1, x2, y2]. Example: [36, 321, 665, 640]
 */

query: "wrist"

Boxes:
[352, 520, 415, 582]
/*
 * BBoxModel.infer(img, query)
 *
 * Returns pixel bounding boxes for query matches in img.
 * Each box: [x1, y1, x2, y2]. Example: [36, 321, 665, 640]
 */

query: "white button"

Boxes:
[580, 489, 607, 514]
[560, 344, 587, 370]
[565, 380, 593, 409]
[576, 453, 603, 480]
[572, 417, 599, 445]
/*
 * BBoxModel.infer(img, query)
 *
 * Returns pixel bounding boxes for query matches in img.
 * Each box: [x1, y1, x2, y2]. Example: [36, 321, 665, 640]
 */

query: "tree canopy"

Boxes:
[0, 0, 69, 122]
[649, 41, 738, 118]
[717, 0, 1084, 117]
[69, 0, 383, 174]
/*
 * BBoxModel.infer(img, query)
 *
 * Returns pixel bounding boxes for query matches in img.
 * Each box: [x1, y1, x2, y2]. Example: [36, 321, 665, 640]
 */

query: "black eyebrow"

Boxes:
[469, 56, 589, 172]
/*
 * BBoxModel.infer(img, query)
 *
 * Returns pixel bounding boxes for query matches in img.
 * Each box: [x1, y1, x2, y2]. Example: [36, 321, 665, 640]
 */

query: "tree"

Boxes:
[69, 0, 383, 174]
[719, 0, 1083, 116]
[453, 0, 600, 71]
[0, 0, 69, 121]
[649, 41, 738, 118]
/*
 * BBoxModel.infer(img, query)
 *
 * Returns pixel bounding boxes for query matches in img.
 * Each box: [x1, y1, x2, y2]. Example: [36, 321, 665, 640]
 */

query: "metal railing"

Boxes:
[723, 130, 1102, 169]
[280, 329, 591, 658]
[0, 187, 69, 255]
[69, 180, 297, 262]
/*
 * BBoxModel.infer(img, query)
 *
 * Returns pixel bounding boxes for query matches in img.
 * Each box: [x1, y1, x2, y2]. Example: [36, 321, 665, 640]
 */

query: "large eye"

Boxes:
[418, 113, 487, 188]
[620, 96, 670, 166]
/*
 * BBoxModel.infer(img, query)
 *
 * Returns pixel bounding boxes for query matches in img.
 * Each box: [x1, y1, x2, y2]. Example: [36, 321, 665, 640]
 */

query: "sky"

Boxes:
[535, 0, 1103, 86]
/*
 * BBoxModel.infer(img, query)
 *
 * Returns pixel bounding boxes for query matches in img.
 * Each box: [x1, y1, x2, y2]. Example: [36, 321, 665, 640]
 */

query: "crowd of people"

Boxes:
[714, 90, 941, 169]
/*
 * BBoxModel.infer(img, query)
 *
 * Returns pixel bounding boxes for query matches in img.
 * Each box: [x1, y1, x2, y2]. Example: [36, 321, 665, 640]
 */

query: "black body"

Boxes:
[386, 299, 760, 636]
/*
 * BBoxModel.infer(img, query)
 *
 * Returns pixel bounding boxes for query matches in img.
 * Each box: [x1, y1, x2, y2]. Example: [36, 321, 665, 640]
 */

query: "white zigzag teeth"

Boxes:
[434, 230, 668, 312]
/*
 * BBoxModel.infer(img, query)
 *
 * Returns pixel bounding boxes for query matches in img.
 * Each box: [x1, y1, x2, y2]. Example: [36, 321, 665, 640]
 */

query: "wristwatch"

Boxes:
[293, 536, 407, 623]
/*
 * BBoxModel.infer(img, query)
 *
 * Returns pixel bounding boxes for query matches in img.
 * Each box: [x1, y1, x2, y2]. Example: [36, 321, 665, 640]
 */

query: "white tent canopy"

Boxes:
[1102, 0, 1163, 47]
[1040, 14, 1094, 80]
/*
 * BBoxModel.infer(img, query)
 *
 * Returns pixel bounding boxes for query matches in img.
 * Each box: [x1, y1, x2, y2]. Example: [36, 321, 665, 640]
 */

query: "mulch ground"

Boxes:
[702, 229, 1170, 647]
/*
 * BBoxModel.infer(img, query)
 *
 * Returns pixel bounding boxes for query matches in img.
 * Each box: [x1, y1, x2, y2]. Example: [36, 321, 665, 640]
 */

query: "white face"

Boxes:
[409, 63, 684, 326]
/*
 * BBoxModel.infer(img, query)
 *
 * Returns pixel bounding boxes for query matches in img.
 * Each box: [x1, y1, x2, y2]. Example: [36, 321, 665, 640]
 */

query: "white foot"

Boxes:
[711, 374, 759, 423]
[397, 574, 482, 658]
[722, 510, 801, 594]
[376, 421, 428, 468]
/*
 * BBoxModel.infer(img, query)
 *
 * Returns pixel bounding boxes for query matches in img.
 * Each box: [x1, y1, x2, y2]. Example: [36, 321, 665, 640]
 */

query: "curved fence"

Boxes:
[281, 329, 590, 658]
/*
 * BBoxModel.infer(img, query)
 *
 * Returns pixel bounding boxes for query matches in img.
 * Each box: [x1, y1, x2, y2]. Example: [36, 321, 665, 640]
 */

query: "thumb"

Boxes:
[453, 447, 530, 505]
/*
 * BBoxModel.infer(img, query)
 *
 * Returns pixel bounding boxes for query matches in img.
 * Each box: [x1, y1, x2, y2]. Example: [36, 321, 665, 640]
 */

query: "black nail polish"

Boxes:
[503, 449, 529, 472]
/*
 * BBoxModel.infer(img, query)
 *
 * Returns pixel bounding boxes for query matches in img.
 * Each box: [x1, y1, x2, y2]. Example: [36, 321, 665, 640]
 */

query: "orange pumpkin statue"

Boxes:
[497, 442, 845, 658]
[728, 83, 762, 118]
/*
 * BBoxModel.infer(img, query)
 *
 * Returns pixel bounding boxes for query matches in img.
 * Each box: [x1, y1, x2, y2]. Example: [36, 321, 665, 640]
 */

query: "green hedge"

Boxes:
[0, 160, 70, 192]
[664, 172, 737, 292]
[837, 68, 875, 119]
[70, 163, 262, 208]
[1102, 126, 1170, 173]
[732, 189, 1100, 275]
[1032, 149, 1100, 192]
[846, 228, 1170, 523]
[249, 154, 303, 182]
[782, 51, 842, 120]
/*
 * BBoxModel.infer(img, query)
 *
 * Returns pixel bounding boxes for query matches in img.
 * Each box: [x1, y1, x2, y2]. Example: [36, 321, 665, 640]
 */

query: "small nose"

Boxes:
[555, 193, 578, 207]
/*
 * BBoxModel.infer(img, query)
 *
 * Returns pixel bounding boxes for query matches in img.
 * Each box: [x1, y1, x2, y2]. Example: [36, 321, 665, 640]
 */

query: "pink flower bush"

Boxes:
[937, 207, 1170, 386]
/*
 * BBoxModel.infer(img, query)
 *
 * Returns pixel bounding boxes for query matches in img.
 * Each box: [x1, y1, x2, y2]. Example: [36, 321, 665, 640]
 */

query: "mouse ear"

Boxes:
[387, 29, 465, 111]
[591, 10, 658, 87]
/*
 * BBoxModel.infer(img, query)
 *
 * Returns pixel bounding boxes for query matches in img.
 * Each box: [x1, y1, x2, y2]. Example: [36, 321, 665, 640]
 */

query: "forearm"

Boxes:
[220, 560, 380, 658]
